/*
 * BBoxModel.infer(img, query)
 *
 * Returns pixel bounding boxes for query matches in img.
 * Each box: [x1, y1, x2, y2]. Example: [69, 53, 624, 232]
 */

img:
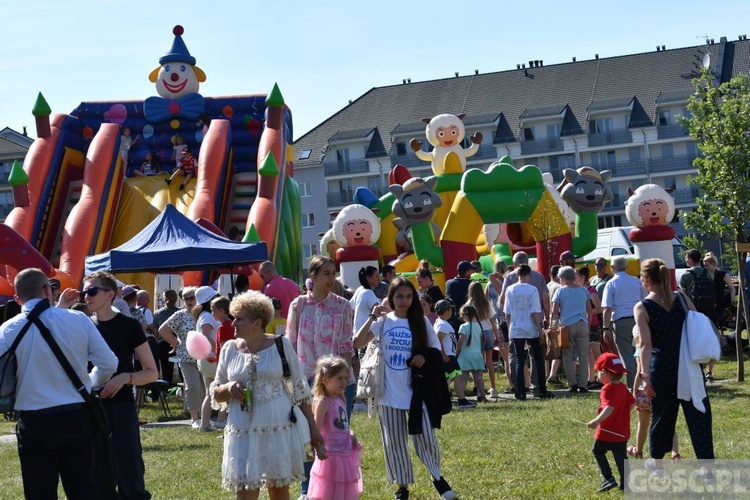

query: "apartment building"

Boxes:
[0, 127, 33, 222]
[293, 36, 750, 267]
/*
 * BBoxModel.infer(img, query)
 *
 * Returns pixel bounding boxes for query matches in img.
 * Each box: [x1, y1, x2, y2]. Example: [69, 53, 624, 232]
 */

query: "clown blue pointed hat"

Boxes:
[160, 25, 196, 66]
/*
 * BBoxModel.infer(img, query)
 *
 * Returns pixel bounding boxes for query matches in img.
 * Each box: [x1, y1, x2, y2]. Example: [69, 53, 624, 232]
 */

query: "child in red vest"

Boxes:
[587, 352, 635, 492]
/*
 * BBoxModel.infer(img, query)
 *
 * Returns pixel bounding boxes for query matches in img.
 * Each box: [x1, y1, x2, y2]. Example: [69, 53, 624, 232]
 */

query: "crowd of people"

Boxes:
[0, 245, 729, 498]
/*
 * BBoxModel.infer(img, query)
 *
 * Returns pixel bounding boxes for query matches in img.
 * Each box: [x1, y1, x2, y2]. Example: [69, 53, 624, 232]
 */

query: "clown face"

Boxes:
[154, 63, 201, 99]
[637, 198, 669, 227]
[343, 219, 373, 247]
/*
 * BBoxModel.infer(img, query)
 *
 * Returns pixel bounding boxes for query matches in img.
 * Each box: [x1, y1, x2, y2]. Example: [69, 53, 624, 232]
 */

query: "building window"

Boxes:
[628, 147, 641, 162]
[299, 149, 312, 160]
[589, 117, 613, 133]
[591, 150, 616, 168]
[550, 154, 575, 172]
[663, 176, 676, 190]
[658, 110, 671, 126]
[661, 144, 674, 158]
[687, 142, 699, 157]
[303, 243, 318, 261]
[299, 182, 312, 197]
[336, 148, 349, 165]
[523, 127, 535, 141]
[302, 213, 315, 228]
[546, 123, 561, 138]
[396, 142, 407, 156]
[367, 176, 382, 195]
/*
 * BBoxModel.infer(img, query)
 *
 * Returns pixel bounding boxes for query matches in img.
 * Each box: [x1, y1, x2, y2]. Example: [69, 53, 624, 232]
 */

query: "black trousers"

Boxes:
[157, 340, 175, 384]
[512, 337, 547, 396]
[95, 400, 151, 499]
[592, 439, 627, 483]
[650, 393, 714, 460]
[16, 405, 96, 499]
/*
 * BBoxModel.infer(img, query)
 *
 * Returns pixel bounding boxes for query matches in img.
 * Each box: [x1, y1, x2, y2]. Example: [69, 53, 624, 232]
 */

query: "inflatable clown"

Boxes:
[144, 25, 207, 125]
[409, 113, 483, 175]
[625, 184, 678, 290]
[332, 204, 381, 290]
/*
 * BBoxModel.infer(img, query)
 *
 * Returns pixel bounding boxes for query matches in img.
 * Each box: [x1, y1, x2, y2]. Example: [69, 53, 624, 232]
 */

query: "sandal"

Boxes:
[671, 452, 681, 461]
[627, 445, 643, 459]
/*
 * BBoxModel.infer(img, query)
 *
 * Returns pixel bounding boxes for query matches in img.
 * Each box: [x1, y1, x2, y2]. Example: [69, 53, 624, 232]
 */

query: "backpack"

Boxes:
[687, 268, 716, 313]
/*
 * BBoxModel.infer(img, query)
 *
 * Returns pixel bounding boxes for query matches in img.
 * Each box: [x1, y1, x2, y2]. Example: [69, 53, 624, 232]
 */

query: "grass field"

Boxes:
[1, 358, 748, 499]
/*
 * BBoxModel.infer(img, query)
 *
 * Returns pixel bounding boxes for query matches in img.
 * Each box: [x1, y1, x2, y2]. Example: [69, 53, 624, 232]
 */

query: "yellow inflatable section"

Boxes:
[109, 175, 196, 291]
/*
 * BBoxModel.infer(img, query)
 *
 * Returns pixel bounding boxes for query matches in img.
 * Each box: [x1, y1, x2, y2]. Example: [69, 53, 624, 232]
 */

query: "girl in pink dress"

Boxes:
[307, 355, 363, 500]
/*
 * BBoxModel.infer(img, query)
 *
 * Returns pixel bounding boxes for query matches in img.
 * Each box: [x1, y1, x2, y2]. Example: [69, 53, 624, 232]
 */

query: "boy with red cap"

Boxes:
[587, 352, 635, 492]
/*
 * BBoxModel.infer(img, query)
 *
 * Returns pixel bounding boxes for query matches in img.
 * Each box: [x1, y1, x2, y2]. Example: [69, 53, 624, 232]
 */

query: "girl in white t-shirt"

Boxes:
[353, 278, 455, 500]
[433, 300, 461, 383]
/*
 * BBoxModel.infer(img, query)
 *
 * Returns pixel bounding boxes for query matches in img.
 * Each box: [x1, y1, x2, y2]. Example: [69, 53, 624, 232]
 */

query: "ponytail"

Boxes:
[658, 264, 673, 309]
[358, 266, 378, 289]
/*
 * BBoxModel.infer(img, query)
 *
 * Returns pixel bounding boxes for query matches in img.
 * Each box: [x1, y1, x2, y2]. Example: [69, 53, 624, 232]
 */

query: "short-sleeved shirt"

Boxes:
[433, 317, 456, 356]
[504, 282, 542, 339]
[96, 314, 148, 403]
[263, 275, 301, 319]
[595, 382, 635, 442]
[679, 266, 707, 293]
[553, 286, 590, 326]
[601, 272, 647, 320]
[164, 309, 197, 363]
[350, 286, 380, 332]
[445, 277, 472, 310]
[369, 313, 440, 409]
[502, 270, 549, 317]
[590, 274, 612, 300]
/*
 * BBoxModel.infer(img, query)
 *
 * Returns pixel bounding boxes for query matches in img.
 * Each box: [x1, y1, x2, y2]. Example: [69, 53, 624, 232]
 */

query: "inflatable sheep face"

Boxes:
[560, 167, 613, 213]
[319, 229, 341, 258]
[332, 204, 381, 248]
[409, 113, 482, 174]
[625, 184, 676, 227]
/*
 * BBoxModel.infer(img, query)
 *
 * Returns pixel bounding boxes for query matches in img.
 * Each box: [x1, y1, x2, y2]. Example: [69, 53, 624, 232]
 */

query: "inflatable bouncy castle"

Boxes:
[354, 113, 613, 282]
[2, 26, 301, 298]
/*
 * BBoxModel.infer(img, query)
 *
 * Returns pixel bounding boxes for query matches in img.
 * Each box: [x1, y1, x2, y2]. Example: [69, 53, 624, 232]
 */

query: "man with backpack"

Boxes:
[679, 249, 716, 316]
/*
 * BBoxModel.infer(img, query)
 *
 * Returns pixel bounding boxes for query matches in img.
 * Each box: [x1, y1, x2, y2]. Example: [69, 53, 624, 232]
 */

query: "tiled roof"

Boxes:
[328, 127, 375, 143]
[294, 38, 750, 166]
[0, 135, 29, 156]
[519, 104, 567, 120]
[655, 89, 695, 104]
[587, 96, 635, 113]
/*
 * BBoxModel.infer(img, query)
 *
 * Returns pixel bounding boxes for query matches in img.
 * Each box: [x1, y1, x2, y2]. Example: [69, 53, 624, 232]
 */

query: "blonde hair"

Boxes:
[641, 258, 673, 309]
[229, 291, 274, 329]
[703, 252, 717, 266]
[312, 355, 350, 397]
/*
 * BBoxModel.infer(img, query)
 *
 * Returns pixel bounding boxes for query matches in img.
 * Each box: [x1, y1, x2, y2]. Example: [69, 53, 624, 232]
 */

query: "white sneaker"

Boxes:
[191, 419, 201, 429]
[644, 458, 665, 476]
[489, 388, 500, 398]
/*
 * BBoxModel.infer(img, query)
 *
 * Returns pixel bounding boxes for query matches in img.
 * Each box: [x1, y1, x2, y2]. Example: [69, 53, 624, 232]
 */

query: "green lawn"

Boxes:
[1, 358, 748, 499]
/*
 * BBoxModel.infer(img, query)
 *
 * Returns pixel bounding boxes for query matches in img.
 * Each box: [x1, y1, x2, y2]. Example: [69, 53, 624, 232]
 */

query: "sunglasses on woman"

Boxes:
[80, 286, 111, 301]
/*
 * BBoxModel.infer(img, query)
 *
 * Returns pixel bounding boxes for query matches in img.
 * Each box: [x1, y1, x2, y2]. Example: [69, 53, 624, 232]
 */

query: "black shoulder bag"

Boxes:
[0, 300, 51, 414]
[28, 314, 110, 434]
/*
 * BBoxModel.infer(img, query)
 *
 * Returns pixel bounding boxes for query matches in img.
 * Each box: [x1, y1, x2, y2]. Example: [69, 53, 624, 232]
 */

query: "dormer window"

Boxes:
[523, 127, 535, 141]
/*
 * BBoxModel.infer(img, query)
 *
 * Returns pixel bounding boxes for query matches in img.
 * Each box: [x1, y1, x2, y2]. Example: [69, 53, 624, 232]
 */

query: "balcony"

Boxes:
[649, 154, 697, 173]
[470, 143, 498, 161]
[607, 159, 646, 177]
[323, 158, 369, 176]
[520, 137, 564, 155]
[390, 151, 429, 168]
[657, 124, 689, 140]
[600, 194, 625, 213]
[326, 191, 354, 207]
[587, 129, 632, 147]
[671, 187, 700, 204]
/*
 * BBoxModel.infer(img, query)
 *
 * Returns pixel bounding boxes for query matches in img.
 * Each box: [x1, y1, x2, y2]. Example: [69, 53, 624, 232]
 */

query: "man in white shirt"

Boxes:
[601, 256, 647, 387]
[504, 265, 555, 401]
[0, 268, 117, 499]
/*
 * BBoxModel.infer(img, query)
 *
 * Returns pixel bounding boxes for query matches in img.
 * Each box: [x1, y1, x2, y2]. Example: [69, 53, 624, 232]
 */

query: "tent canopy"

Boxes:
[85, 204, 268, 274]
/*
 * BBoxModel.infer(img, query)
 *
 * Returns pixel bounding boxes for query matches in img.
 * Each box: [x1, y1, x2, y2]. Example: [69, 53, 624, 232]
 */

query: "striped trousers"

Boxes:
[378, 405, 442, 485]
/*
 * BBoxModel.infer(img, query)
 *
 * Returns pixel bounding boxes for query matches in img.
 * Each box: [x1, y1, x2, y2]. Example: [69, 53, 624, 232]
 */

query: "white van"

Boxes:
[581, 226, 689, 280]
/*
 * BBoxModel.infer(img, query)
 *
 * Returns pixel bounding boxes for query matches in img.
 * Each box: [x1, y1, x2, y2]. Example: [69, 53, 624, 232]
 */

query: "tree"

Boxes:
[681, 70, 750, 381]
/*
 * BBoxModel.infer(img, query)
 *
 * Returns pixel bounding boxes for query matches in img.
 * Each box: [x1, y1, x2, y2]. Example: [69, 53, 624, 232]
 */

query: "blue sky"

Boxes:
[1, 1, 748, 141]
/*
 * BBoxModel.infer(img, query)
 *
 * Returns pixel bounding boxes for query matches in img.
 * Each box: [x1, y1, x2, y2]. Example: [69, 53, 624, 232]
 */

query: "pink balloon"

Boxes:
[186, 331, 211, 359]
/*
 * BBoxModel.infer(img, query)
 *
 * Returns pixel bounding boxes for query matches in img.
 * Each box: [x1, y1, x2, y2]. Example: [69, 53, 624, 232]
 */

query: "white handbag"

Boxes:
[677, 293, 721, 363]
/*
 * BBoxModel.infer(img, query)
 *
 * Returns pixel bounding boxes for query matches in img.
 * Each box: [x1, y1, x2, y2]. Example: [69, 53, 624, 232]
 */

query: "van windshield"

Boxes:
[674, 244, 688, 268]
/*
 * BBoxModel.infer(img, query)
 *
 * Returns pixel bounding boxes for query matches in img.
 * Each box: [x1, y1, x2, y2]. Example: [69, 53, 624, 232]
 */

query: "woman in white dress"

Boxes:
[211, 291, 325, 499]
